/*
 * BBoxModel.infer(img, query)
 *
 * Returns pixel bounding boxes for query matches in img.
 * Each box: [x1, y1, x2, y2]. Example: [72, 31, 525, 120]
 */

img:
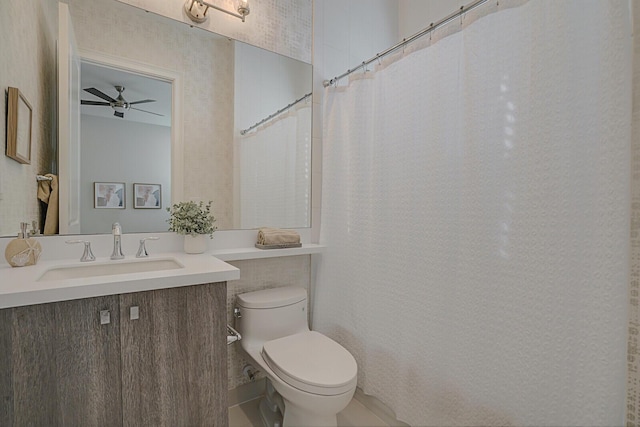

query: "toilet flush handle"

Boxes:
[234, 307, 242, 318]
[227, 324, 242, 345]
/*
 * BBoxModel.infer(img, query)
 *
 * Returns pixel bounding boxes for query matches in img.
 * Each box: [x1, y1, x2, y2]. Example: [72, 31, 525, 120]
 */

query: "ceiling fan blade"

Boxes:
[81, 100, 111, 106]
[114, 111, 124, 118]
[84, 87, 116, 103]
[131, 107, 164, 117]
[129, 99, 156, 105]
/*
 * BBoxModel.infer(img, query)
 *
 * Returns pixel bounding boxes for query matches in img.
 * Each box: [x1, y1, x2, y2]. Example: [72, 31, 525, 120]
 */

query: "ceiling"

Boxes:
[80, 61, 172, 127]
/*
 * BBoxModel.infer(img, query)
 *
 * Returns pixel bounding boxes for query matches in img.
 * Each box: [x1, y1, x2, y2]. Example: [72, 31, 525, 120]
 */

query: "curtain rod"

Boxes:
[240, 92, 312, 135]
[323, 0, 490, 87]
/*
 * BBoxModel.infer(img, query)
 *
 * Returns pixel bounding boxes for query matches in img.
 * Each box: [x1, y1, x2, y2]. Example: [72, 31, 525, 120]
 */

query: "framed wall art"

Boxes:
[94, 182, 125, 209]
[6, 87, 32, 164]
[134, 183, 161, 209]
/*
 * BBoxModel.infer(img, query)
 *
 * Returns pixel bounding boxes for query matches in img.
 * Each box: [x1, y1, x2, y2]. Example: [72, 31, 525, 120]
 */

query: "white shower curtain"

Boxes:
[238, 103, 311, 229]
[315, 1, 631, 425]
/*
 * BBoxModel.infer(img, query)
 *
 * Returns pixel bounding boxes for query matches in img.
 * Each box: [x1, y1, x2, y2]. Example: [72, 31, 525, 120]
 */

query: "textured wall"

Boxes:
[117, 0, 312, 63]
[68, 0, 235, 229]
[0, 0, 57, 236]
[226, 256, 310, 390]
[626, 2, 640, 424]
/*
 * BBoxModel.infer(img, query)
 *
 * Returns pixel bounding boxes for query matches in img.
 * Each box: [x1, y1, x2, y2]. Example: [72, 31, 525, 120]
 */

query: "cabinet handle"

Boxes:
[100, 310, 110, 325]
[130, 306, 139, 320]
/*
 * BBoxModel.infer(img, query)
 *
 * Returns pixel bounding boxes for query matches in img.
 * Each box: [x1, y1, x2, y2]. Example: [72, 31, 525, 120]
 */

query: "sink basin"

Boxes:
[38, 258, 184, 282]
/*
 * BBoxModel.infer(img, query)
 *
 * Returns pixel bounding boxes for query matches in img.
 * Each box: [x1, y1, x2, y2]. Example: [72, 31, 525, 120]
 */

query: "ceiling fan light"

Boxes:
[113, 106, 125, 118]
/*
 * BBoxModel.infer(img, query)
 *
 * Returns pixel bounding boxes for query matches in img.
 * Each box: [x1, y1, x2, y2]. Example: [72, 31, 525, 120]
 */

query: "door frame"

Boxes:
[59, 47, 184, 234]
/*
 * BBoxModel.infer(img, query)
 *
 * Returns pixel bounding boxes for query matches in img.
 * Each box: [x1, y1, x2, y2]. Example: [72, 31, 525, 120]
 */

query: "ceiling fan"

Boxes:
[81, 85, 163, 118]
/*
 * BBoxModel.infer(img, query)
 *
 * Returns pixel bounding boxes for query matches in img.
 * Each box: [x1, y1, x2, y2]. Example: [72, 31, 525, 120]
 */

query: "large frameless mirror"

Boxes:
[0, 0, 312, 236]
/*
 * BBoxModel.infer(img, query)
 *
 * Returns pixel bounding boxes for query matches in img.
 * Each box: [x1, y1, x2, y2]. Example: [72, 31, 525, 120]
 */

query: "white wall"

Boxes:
[80, 115, 171, 234]
[398, 0, 467, 40]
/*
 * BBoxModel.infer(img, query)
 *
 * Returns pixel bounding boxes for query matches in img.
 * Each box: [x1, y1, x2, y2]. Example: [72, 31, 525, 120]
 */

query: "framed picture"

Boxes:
[6, 87, 32, 164]
[94, 182, 125, 209]
[134, 183, 161, 209]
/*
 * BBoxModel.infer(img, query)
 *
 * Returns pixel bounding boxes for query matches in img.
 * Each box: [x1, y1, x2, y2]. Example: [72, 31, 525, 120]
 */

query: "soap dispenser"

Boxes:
[4, 222, 42, 267]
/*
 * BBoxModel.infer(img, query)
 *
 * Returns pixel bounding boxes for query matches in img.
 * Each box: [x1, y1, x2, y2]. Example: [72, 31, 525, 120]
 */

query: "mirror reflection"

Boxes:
[0, 0, 312, 237]
[79, 62, 172, 234]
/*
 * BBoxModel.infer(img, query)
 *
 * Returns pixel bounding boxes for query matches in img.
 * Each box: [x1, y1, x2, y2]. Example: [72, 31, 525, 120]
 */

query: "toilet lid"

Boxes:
[262, 331, 357, 396]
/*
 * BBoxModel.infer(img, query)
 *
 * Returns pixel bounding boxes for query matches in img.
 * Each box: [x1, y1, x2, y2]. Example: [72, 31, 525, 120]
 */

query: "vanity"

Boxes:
[0, 249, 240, 426]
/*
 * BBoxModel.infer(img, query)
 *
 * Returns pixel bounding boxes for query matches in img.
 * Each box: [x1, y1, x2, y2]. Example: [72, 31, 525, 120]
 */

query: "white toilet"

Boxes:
[236, 286, 357, 427]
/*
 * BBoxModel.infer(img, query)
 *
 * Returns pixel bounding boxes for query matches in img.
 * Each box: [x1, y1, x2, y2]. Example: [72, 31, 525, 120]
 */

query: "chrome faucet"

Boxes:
[111, 222, 125, 260]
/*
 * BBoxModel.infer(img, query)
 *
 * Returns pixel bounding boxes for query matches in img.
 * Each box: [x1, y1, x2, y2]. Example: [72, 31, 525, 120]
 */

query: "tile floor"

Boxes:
[229, 396, 389, 427]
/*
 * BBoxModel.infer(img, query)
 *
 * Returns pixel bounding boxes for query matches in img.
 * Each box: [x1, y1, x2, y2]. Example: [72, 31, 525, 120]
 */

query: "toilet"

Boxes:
[236, 286, 357, 427]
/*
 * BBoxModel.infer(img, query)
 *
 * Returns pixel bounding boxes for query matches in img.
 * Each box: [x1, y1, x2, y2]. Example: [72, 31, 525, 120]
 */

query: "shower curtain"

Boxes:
[238, 103, 311, 229]
[315, 1, 631, 425]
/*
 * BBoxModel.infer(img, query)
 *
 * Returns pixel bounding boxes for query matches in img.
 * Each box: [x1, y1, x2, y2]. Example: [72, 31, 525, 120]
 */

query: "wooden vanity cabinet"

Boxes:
[0, 282, 227, 427]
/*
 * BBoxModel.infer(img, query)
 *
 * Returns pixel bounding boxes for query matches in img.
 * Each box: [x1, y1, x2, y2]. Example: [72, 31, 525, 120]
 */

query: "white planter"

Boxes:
[184, 234, 208, 254]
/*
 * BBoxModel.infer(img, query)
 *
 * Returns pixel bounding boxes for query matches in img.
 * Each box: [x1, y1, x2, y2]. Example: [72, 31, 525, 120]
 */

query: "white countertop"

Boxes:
[0, 231, 325, 309]
[0, 252, 239, 309]
[212, 244, 324, 261]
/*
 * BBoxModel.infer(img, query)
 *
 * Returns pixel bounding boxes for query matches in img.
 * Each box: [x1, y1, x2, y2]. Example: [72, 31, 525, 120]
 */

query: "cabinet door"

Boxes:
[120, 282, 227, 427]
[0, 296, 122, 426]
[54, 296, 123, 425]
[0, 303, 57, 426]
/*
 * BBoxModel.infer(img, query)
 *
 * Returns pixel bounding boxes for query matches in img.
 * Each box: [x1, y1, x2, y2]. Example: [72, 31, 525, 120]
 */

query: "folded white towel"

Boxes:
[257, 227, 301, 245]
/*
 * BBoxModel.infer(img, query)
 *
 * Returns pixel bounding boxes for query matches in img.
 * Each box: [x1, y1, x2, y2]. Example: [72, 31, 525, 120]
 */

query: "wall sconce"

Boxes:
[184, 0, 250, 23]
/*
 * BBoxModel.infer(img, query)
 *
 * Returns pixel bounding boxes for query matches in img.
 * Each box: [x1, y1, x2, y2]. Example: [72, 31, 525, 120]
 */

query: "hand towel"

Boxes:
[37, 174, 59, 235]
[257, 227, 301, 245]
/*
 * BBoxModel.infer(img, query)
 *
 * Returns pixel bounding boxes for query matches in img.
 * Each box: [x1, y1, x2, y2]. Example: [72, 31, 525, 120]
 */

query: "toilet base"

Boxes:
[282, 399, 337, 427]
[259, 380, 284, 427]
[260, 397, 283, 427]
[269, 377, 354, 427]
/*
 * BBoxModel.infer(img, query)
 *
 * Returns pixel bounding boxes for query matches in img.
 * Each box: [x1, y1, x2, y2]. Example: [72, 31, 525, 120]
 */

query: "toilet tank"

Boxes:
[236, 286, 310, 346]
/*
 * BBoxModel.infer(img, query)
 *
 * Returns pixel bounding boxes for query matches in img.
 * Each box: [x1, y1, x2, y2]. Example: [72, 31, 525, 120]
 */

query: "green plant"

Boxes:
[167, 201, 217, 238]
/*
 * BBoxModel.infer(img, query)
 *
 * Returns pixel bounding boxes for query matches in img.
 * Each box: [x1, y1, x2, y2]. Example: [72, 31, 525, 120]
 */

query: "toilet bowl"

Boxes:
[236, 286, 357, 427]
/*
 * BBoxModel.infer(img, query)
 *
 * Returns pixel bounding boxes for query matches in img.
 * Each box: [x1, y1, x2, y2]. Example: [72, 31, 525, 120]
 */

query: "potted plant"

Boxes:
[167, 200, 217, 254]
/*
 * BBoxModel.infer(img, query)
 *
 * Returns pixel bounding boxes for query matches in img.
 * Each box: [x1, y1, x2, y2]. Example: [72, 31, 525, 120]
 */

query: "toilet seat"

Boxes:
[261, 331, 357, 396]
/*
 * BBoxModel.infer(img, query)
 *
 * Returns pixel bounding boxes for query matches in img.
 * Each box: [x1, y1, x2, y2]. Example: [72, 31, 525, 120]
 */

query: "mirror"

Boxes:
[0, 0, 312, 236]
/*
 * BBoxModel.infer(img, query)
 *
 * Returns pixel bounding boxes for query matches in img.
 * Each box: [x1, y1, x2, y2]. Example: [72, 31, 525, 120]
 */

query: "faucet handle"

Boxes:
[66, 240, 96, 262]
[136, 237, 160, 258]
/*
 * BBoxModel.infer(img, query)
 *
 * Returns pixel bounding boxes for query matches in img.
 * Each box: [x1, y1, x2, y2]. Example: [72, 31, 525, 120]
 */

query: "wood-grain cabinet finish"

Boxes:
[0, 282, 228, 427]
